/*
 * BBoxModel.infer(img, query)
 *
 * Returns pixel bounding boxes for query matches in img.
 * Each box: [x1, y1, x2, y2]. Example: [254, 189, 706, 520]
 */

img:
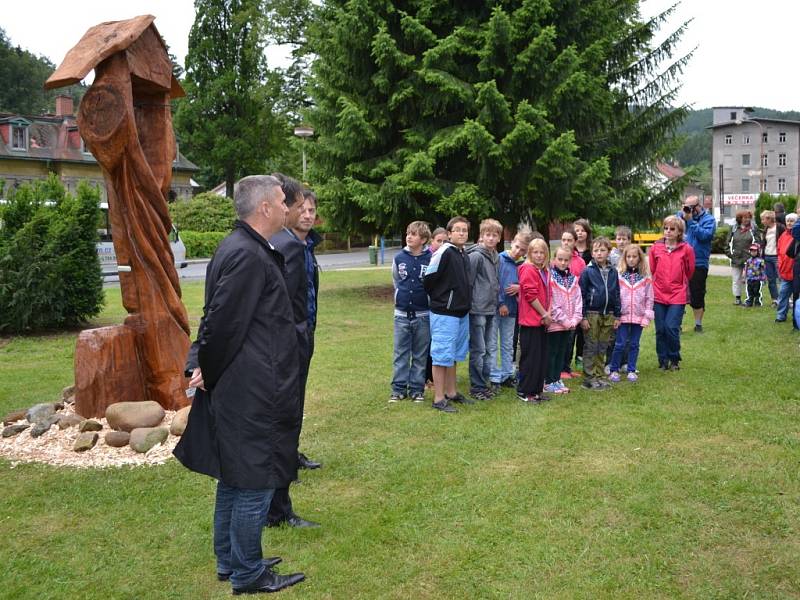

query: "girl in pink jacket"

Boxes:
[608, 244, 654, 382]
[544, 246, 583, 395]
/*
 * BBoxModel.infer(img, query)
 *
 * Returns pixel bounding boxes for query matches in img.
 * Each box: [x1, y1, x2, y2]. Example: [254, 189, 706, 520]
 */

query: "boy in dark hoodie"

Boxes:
[423, 216, 473, 413]
[579, 237, 621, 390]
[390, 221, 432, 402]
[467, 219, 503, 400]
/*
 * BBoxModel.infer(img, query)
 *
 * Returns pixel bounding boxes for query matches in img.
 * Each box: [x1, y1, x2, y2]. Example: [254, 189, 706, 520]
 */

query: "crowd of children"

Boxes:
[390, 215, 696, 411]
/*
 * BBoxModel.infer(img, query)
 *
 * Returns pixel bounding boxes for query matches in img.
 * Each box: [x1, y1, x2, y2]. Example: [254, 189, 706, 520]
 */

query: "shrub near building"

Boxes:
[169, 192, 235, 258]
[0, 176, 103, 333]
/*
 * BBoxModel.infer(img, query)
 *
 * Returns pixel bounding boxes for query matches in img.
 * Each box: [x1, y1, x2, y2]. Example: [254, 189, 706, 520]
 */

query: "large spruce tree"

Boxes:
[175, 0, 282, 197]
[310, 0, 691, 234]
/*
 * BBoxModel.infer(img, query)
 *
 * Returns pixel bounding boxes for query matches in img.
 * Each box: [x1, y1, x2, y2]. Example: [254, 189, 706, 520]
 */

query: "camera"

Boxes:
[682, 205, 693, 213]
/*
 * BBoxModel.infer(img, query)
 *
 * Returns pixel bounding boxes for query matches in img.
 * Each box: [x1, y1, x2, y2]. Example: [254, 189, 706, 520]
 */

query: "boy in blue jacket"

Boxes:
[489, 227, 533, 387]
[390, 221, 432, 402]
[579, 237, 621, 390]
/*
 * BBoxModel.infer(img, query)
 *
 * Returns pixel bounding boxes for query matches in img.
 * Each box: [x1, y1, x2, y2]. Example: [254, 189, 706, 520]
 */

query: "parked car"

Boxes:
[96, 203, 187, 276]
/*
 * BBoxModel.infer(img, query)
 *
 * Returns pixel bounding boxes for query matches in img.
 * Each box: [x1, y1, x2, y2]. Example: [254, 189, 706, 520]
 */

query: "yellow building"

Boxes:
[0, 95, 198, 200]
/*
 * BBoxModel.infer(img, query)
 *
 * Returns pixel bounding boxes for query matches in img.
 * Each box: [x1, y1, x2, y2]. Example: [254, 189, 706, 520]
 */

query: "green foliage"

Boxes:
[712, 225, 732, 255]
[174, 0, 287, 197]
[755, 192, 774, 227]
[168, 192, 236, 233]
[180, 231, 229, 258]
[0, 178, 103, 333]
[310, 0, 691, 235]
[0, 28, 86, 115]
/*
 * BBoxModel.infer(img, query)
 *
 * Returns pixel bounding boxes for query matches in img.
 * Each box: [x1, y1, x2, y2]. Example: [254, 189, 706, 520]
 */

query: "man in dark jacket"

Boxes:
[266, 174, 320, 529]
[174, 175, 305, 595]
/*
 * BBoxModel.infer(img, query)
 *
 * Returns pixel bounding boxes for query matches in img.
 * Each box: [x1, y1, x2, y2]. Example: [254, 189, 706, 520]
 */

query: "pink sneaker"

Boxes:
[627, 372, 638, 382]
[608, 372, 621, 383]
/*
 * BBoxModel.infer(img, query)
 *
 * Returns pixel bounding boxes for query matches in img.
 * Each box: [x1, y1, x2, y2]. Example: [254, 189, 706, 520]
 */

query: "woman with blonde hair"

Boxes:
[649, 216, 695, 370]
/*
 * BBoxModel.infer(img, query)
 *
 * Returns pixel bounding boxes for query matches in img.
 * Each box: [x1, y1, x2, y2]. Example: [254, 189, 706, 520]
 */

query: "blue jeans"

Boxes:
[469, 314, 497, 391]
[391, 314, 431, 395]
[764, 256, 778, 300]
[609, 323, 643, 373]
[490, 315, 516, 383]
[654, 303, 685, 365]
[214, 481, 275, 588]
[776, 278, 793, 320]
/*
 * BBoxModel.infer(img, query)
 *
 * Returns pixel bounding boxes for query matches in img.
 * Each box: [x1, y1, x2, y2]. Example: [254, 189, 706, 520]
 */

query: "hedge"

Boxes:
[0, 176, 104, 333]
[181, 231, 228, 258]
[169, 192, 236, 233]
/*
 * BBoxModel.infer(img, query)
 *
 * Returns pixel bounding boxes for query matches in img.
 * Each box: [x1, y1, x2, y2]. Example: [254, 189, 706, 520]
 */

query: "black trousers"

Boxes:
[268, 328, 315, 522]
[518, 325, 547, 396]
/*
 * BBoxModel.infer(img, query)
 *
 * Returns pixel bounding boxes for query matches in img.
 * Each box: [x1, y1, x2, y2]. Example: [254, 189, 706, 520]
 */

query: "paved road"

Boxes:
[103, 246, 401, 286]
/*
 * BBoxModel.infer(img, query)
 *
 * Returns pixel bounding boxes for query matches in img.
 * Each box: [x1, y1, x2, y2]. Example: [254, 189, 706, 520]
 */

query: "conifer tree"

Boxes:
[175, 0, 282, 197]
[310, 0, 691, 234]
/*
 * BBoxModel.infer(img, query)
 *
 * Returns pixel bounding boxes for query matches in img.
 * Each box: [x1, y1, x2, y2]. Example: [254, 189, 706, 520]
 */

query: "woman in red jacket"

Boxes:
[776, 212, 798, 323]
[648, 215, 695, 370]
[518, 238, 552, 403]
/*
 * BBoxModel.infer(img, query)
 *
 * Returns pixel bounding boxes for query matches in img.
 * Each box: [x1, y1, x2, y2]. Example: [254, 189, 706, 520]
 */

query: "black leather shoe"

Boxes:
[298, 452, 322, 470]
[286, 514, 320, 528]
[218, 558, 282, 581]
[232, 569, 305, 595]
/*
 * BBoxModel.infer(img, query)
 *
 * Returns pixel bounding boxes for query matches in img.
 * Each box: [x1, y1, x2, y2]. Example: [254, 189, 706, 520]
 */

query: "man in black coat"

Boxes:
[266, 174, 320, 528]
[173, 175, 305, 595]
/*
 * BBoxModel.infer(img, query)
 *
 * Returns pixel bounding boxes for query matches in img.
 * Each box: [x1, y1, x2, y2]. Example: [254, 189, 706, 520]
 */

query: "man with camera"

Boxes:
[678, 195, 717, 333]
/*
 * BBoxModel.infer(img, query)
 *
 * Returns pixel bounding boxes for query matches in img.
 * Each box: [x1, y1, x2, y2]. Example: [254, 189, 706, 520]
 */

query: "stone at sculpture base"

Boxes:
[74, 325, 146, 418]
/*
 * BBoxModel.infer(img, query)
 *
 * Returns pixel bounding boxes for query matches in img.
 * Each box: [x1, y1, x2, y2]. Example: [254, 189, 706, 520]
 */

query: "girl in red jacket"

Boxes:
[609, 244, 653, 383]
[517, 238, 552, 403]
[649, 216, 695, 370]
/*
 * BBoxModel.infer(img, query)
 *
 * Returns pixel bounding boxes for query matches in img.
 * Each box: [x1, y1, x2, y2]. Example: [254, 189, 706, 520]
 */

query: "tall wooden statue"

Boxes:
[45, 16, 191, 416]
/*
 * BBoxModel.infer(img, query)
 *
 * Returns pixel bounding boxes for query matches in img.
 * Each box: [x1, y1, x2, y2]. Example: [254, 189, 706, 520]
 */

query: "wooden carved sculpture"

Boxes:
[45, 16, 191, 416]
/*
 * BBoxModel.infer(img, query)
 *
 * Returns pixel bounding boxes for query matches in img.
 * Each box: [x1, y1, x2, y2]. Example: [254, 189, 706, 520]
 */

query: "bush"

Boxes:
[0, 177, 103, 333]
[169, 192, 236, 233]
[181, 231, 229, 258]
[712, 225, 731, 255]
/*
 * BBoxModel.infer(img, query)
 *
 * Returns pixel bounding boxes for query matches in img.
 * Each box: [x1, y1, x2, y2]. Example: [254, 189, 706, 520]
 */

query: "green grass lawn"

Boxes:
[1, 272, 799, 599]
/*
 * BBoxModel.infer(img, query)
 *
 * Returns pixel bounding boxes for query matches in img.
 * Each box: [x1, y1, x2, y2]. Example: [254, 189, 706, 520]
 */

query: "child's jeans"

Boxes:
[609, 323, 643, 373]
[490, 315, 516, 384]
[391, 313, 431, 396]
[469, 313, 497, 392]
[583, 313, 615, 379]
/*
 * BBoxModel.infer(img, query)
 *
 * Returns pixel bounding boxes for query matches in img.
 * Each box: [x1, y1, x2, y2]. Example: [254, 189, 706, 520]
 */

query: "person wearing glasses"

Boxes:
[678, 195, 716, 332]
[649, 216, 695, 371]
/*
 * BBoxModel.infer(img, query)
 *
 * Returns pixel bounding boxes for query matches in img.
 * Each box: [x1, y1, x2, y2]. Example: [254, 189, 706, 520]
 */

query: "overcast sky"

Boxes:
[3, 0, 799, 111]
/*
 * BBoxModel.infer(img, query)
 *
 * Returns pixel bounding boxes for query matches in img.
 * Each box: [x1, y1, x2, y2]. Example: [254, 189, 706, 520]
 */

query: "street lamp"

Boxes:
[293, 125, 314, 181]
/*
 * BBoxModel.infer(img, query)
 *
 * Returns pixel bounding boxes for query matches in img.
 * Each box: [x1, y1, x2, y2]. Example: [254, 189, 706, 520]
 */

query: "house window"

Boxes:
[760, 178, 768, 192]
[761, 154, 768, 167]
[762, 132, 768, 143]
[80, 137, 92, 155]
[741, 178, 750, 192]
[725, 134, 733, 145]
[779, 153, 787, 166]
[742, 133, 750, 144]
[730, 111, 737, 120]
[778, 178, 787, 192]
[742, 154, 751, 166]
[779, 131, 786, 143]
[11, 125, 27, 150]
